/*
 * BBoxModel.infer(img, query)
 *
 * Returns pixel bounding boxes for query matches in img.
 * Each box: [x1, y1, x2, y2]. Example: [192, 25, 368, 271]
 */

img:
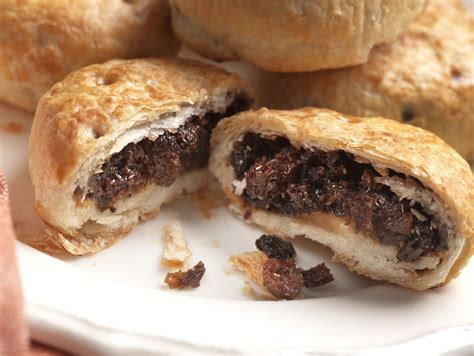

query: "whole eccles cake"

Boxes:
[0, 0, 178, 112]
[209, 108, 473, 290]
[28, 58, 252, 255]
[170, 0, 427, 72]
[257, 0, 474, 160]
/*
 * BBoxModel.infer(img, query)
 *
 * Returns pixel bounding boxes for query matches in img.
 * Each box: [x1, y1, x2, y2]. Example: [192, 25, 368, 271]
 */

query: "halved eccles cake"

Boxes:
[28, 58, 252, 254]
[210, 108, 473, 290]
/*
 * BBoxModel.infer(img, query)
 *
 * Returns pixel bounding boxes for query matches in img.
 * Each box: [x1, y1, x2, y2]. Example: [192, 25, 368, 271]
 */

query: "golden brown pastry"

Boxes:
[29, 58, 251, 255]
[170, 0, 427, 72]
[0, 0, 178, 112]
[258, 0, 474, 160]
[210, 108, 473, 290]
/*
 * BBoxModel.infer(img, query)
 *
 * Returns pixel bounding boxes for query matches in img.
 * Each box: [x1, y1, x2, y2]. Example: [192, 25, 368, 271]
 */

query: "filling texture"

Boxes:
[85, 96, 250, 211]
[230, 133, 448, 262]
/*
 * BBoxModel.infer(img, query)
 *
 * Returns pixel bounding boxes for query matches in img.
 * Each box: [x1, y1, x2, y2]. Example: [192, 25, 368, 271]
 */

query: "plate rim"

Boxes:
[17, 241, 474, 354]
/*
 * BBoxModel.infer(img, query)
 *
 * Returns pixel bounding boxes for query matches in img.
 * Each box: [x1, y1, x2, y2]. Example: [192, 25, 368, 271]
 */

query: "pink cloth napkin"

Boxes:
[0, 173, 66, 355]
[0, 172, 28, 355]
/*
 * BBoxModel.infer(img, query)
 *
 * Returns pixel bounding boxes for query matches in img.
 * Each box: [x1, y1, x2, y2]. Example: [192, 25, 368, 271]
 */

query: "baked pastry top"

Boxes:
[170, 0, 427, 72]
[29, 58, 251, 254]
[257, 0, 474, 160]
[210, 108, 473, 289]
[0, 0, 178, 112]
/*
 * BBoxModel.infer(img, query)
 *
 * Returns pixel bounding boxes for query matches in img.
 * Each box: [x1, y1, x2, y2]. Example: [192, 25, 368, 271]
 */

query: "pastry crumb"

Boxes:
[229, 251, 267, 288]
[0, 121, 23, 134]
[161, 220, 192, 270]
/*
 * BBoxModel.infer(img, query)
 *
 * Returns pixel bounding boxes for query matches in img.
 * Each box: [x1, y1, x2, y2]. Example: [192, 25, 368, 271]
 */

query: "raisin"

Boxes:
[230, 134, 276, 179]
[164, 261, 206, 289]
[323, 180, 349, 213]
[302, 263, 334, 288]
[262, 258, 303, 300]
[373, 198, 413, 245]
[256, 235, 296, 260]
[302, 165, 326, 184]
[348, 194, 374, 231]
[229, 133, 289, 179]
[152, 150, 182, 186]
[401, 107, 416, 122]
[244, 154, 296, 201]
[286, 183, 319, 213]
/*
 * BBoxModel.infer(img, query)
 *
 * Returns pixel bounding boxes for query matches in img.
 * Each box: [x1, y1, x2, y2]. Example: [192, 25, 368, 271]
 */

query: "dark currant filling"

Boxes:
[230, 133, 448, 262]
[82, 95, 250, 211]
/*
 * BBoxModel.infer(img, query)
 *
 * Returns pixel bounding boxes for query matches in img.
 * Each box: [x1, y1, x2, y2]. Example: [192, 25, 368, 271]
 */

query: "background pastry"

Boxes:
[210, 108, 473, 290]
[29, 58, 251, 255]
[257, 0, 474, 160]
[0, 0, 178, 112]
[170, 0, 427, 72]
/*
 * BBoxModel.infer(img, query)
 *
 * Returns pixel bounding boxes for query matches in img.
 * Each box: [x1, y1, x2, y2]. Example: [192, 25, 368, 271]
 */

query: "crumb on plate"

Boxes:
[162, 220, 192, 269]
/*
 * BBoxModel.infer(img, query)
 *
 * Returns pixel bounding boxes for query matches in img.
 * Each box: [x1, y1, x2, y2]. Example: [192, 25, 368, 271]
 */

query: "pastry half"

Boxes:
[0, 0, 178, 112]
[170, 0, 426, 72]
[29, 58, 251, 255]
[257, 0, 474, 160]
[210, 108, 473, 290]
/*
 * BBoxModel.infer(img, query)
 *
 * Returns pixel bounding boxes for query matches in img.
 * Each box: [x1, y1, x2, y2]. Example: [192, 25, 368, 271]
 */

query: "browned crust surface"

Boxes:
[0, 0, 178, 112]
[170, 0, 426, 72]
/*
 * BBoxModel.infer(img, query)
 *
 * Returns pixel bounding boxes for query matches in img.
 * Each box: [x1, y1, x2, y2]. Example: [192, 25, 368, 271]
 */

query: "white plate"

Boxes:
[1, 55, 473, 354]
